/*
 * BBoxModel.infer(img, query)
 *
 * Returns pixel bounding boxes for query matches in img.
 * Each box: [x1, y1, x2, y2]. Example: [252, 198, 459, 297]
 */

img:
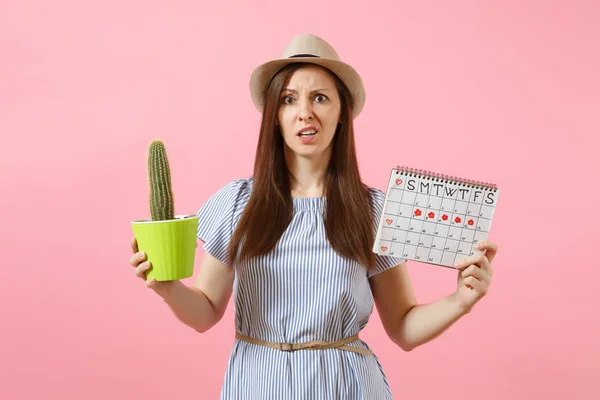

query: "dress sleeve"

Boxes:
[196, 178, 250, 266]
[367, 188, 405, 278]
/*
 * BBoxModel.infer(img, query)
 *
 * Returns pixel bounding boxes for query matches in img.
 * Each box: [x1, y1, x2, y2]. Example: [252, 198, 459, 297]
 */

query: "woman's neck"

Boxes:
[285, 150, 330, 198]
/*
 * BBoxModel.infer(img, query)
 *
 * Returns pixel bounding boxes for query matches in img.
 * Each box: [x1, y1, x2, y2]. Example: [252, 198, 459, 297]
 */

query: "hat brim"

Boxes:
[249, 57, 366, 119]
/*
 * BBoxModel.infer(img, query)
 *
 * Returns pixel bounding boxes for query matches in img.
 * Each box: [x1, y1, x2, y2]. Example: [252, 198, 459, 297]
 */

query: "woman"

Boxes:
[129, 34, 498, 399]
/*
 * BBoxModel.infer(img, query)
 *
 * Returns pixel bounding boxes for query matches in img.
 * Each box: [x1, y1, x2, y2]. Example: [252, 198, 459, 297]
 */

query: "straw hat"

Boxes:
[249, 34, 366, 119]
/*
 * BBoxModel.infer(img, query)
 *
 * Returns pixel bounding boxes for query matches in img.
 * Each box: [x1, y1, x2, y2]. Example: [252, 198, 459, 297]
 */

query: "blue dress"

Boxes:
[196, 177, 404, 399]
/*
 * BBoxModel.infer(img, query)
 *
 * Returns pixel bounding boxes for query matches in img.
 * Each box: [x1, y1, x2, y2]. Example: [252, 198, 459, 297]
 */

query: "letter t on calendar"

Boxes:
[373, 167, 500, 268]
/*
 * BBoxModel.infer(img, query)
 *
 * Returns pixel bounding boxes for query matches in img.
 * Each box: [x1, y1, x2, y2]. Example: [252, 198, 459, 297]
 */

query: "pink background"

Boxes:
[2, 1, 598, 399]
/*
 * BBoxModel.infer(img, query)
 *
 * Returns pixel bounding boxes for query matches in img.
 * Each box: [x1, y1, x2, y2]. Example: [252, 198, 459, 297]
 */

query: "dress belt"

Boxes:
[235, 332, 373, 356]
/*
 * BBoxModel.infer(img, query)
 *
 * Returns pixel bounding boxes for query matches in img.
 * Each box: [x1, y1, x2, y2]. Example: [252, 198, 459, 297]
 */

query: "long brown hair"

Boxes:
[228, 63, 377, 270]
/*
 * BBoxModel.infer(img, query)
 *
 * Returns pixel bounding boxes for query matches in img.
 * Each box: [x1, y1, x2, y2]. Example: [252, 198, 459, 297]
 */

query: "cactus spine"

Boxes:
[148, 140, 175, 221]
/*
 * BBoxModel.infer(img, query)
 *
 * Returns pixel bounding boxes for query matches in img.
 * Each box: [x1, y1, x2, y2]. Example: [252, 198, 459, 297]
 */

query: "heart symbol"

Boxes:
[386, 219, 393, 225]
[381, 246, 388, 252]
[396, 179, 403, 185]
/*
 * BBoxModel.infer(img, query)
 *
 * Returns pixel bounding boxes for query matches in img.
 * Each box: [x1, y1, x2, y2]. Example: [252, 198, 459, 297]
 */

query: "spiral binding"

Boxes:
[394, 165, 498, 192]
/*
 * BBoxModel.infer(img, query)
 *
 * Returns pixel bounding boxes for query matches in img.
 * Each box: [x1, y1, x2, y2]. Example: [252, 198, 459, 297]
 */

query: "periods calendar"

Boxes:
[373, 166, 500, 268]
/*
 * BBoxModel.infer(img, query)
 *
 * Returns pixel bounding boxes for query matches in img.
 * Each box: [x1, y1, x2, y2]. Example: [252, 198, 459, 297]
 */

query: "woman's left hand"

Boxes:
[453, 240, 499, 314]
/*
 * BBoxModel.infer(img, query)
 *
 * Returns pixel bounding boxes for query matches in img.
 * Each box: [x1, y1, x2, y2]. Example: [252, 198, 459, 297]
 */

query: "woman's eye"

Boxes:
[282, 96, 295, 105]
[315, 94, 327, 102]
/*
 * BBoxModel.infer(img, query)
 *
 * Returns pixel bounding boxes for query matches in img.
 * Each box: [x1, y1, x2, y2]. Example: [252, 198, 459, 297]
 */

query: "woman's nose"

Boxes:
[298, 98, 314, 120]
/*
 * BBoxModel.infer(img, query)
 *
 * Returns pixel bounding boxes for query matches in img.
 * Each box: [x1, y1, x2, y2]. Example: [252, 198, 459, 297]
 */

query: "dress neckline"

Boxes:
[292, 196, 326, 211]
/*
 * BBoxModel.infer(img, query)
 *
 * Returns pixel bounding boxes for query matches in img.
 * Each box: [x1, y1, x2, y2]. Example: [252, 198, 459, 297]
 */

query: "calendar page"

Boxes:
[373, 167, 500, 268]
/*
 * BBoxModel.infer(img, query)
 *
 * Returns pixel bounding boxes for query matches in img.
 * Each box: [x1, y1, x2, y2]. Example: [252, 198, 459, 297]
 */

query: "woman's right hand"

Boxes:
[129, 237, 176, 298]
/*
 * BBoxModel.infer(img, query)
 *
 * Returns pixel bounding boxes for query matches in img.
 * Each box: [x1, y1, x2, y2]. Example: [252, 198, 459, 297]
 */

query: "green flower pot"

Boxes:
[131, 214, 199, 281]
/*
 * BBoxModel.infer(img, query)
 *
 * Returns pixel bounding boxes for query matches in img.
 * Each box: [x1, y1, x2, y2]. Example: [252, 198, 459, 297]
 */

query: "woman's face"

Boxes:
[277, 65, 341, 160]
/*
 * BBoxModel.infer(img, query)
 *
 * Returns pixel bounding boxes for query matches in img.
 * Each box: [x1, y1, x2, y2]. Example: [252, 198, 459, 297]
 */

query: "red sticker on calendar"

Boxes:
[428, 212, 435, 218]
[381, 246, 388, 252]
[455, 216, 462, 223]
[442, 214, 448, 221]
[386, 219, 393, 225]
[396, 179, 403, 185]
[468, 219, 474, 226]
[414, 209, 422, 216]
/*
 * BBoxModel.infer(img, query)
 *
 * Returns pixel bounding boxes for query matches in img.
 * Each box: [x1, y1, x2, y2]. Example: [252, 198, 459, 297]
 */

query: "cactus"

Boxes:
[148, 139, 175, 221]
